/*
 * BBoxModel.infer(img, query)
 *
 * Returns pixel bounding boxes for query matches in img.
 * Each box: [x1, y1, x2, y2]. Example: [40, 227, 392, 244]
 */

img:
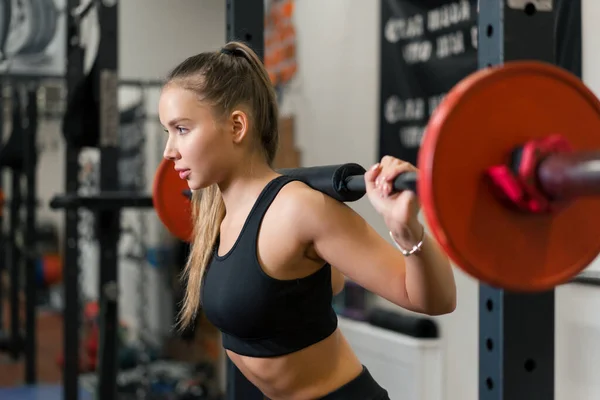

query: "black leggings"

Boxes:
[319, 366, 390, 400]
[227, 358, 389, 400]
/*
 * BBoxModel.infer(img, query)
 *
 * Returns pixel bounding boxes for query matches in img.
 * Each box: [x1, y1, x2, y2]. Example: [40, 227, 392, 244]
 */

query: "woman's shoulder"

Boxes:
[269, 178, 356, 239]
[276, 179, 342, 213]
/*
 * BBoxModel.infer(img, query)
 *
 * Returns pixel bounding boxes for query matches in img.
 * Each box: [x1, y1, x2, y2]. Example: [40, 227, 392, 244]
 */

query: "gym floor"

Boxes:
[0, 301, 93, 399]
[0, 306, 62, 386]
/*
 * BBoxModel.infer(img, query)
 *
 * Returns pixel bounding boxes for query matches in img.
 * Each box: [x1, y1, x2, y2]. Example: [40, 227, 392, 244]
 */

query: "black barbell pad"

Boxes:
[180, 164, 417, 202]
[278, 163, 367, 202]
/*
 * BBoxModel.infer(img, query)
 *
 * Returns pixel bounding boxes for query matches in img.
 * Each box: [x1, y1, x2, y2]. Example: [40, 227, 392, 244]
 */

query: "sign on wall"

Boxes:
[378, 0, 582, 165]
[378, 0, 478, 165]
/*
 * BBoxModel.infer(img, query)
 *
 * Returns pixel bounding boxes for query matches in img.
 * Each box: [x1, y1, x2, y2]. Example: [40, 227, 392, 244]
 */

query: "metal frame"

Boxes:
[58, 3, 169, 400]
[572, 271, 600, 286]
[60, 2, 121, 399]
[95, 2, 120, 399]
[477, 1, 581, 399]
[23, 85, 38, 384]
[226, 0, 265, 60]
[62, 0, 85, 398]
[224, 1, 265, 398]
[0, 83, 4, 357]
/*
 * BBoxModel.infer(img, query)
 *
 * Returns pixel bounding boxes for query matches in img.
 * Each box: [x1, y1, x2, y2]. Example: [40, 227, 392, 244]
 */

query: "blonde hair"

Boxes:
[166, 42, 279, 330]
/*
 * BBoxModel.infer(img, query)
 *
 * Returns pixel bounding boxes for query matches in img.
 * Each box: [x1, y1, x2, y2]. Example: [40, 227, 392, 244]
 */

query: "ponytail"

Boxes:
[221, 42, 280, 165]
[177, 184, 225, 330]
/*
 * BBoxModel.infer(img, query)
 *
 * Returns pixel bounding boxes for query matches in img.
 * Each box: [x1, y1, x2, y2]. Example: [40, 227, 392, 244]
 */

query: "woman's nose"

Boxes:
[163, 144, 181, 161]
[163, 134, 181, 160]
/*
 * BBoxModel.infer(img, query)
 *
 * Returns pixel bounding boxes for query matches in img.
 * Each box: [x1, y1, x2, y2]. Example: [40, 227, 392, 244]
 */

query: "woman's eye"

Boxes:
[176, 126, 188, 134]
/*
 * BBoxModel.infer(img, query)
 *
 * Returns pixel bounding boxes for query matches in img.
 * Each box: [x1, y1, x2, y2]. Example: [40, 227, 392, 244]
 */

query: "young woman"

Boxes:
[159, 41, 456, 400]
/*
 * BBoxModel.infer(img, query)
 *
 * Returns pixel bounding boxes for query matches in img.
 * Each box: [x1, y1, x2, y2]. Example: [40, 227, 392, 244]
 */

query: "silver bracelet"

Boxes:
[389, 225, 425, 257]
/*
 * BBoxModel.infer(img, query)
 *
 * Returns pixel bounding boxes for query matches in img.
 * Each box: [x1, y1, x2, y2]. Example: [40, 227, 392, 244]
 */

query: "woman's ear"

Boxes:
[230, 110, 249, 144]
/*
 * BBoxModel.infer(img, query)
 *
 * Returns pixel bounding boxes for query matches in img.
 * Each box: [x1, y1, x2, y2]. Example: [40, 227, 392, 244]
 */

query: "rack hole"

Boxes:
[524, 3, 536, 16]
[524, 358, 536, 372]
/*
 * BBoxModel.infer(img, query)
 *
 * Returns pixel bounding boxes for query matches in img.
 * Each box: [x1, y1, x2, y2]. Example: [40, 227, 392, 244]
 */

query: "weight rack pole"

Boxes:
[0, 80, 4, 340]
[95, 2, 120, 400]
[476, 1, 581, 399]
[226, 0, 264, 60]
[8, 90, 22, 362]
[24, 86, 38, 384]
[224, 1, 266, 399]
[63, 0, 85, 398]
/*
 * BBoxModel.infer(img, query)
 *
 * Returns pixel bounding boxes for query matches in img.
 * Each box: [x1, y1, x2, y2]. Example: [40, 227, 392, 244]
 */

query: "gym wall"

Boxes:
[280, 1, 600, 400]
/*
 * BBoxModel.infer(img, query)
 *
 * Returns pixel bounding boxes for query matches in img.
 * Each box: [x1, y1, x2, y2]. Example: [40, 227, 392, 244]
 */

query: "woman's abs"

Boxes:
[227, 328, 363, 400]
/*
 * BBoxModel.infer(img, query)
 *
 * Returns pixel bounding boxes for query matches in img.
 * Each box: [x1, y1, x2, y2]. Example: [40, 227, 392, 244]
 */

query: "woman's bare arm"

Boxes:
[288, 185, 456, 316]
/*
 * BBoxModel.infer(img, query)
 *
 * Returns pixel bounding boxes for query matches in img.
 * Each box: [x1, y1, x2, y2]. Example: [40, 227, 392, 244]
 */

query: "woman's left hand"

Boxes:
[365, 156, 422, 243]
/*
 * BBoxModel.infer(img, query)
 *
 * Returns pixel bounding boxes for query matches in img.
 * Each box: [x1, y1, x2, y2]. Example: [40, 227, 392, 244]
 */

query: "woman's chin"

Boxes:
[187, 180, 212, 191]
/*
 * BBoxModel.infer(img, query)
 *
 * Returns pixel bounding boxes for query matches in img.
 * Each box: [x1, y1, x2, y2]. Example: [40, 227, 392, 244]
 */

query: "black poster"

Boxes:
[378, 0, 582, 165]
[378, 0, 478, 165]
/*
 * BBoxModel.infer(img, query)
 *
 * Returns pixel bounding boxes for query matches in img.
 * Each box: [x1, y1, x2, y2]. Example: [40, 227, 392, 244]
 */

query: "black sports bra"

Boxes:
[201, 176, 338, 357]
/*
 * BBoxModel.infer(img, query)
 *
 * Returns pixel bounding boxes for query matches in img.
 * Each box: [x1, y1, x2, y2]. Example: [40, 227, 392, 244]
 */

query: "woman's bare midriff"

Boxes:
[227, 328, 364, 400]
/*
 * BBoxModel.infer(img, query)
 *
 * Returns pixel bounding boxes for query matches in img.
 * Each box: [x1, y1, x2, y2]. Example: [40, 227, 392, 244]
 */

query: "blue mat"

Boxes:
[0, 384, 93, 400]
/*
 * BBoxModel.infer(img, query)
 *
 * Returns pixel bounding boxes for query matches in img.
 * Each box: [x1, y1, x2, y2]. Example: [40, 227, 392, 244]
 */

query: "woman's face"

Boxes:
[159, 85, 234, 190]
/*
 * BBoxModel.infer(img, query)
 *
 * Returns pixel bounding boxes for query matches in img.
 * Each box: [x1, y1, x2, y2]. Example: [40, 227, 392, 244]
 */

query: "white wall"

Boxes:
[118, 0, 226, 81]
[285, 1, 600, 400]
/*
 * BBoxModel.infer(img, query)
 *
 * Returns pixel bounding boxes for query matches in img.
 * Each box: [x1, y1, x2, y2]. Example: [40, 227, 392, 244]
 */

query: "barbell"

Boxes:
[152, 61, 600, 293]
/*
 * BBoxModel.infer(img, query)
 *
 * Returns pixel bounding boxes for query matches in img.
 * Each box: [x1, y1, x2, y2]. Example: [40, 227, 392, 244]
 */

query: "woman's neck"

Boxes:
[218, 156, 280, 215]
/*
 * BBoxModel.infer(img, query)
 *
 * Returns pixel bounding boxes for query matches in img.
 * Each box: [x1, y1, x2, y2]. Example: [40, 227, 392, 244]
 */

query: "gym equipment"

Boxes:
[419, 61, 600, 293]
[51, 3, 182, 400]
[153, 157, 194, 242]
[7, 0, 60, 56]
[155, 59, 600, 294]
[52, 2, 128, 400]
[175, 378, 210, 400]
[122, 98, 155, 398]
[35, 254, 62, 287]
[0, 0, 65, 77]
[0, 83, 40, 383]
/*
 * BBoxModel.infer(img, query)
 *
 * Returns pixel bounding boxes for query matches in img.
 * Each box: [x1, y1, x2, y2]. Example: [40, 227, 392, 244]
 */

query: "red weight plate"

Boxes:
[418, 61, 600, 292]
[153, 159, 194, 242]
